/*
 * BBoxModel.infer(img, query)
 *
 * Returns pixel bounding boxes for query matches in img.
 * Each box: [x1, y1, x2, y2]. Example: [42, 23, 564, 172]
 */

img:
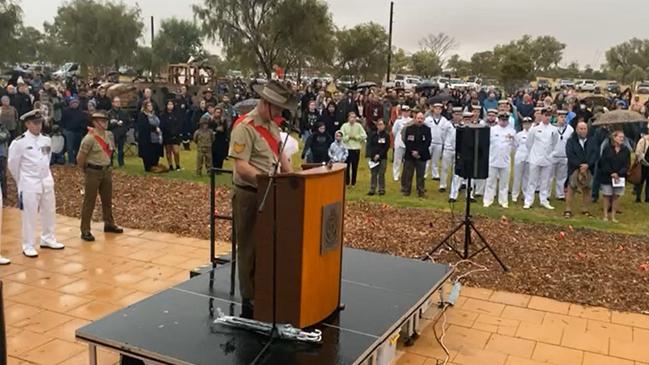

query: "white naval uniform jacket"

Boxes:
[424, 115, 449, 146]
[526, 123, 558, 167]
[514, 130, 530, 164]
[489, 125, 516, 168]
[442, 123, 458, 152]
[392, 117, 411, 149]
[551, 124, 574, 161]
[7, 132, 54, 193]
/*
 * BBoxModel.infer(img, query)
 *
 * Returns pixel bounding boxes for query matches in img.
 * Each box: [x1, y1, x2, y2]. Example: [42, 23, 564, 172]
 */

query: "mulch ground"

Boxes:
[5, 165, 649, 314]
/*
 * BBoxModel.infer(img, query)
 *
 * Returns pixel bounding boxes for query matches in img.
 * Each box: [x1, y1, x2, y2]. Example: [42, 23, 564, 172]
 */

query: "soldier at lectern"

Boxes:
[228, 81, 296, 317]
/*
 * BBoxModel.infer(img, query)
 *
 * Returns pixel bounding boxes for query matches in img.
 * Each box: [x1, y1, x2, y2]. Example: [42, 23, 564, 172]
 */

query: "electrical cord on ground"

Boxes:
[431, 259, 490, 365]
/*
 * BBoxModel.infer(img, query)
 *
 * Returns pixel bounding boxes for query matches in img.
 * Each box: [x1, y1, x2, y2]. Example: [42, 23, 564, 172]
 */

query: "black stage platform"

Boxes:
[76, 248, 452, 365]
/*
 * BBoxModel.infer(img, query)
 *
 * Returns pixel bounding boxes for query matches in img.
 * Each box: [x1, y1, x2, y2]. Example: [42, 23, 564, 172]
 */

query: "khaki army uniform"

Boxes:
[193, 127, 214, 176]
[79, 130, 116, 234]
[229, 107, 281, 300]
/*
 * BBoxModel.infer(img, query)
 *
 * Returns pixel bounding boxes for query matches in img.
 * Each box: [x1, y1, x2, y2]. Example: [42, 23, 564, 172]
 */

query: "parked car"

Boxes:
[52, 62, 80, 79]
[636, 82, 649, 94]
[384, 74, 420, 90]
[554, 79, 575, 91]
[448, 78, 468, 90]
[431, 76, 449, 89]
[537, 79, 551, 91]
[606, 81, 621, 94]
[576, 80, 597, 92]
[466, 76, 482, 89]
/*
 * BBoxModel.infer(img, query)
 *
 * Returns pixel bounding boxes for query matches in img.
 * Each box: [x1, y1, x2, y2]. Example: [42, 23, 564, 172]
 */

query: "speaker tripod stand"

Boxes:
[422, 175, 508, 272]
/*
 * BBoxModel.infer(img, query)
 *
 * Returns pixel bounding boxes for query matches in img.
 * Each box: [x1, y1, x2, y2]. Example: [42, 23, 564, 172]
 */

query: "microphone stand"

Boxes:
[250, 124, 292, 365]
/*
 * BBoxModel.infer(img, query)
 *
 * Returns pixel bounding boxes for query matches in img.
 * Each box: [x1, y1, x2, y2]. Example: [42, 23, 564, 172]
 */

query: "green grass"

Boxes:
[118, 143, 649, 236]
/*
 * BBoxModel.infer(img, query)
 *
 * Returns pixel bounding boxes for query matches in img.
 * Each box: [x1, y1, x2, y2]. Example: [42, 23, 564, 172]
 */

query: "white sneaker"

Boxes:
[483, 202, 492, 208]
[541, 202, 555, 210]
[0, 257, 10, 265]
[41, 241, 65, 250]
[512, 197, 518, 203]
[523, 204, 531, 209]
[23, 247, 38, 257]
[500, 204, 509, 209]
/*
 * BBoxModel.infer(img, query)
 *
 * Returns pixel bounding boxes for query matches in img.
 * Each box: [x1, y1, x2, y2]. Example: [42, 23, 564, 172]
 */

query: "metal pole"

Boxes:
[386, 1, 394, 82]
[150, 16, 155, 44]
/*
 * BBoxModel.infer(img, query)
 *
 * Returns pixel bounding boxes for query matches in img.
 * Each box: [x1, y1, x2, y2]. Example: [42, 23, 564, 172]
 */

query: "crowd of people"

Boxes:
[1, 72, 648, 262]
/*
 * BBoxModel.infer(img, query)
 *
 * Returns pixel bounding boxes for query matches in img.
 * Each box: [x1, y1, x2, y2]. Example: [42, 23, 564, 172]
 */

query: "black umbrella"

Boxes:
[356, 81, 377, 89]
[415, 80, 437, 91]
[428, 93, 453, 104]
[234, 98, 259, 115]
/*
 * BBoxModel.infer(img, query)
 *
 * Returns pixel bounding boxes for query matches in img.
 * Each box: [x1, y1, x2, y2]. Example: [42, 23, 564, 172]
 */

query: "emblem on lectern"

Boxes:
[321, 202, 342, 255]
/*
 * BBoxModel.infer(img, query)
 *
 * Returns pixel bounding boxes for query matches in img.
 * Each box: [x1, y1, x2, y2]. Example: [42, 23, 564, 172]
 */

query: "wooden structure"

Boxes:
[254, 163, 346, 328]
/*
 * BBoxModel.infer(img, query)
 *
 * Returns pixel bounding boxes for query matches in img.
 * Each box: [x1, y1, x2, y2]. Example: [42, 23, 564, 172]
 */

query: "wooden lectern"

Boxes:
[254, 163, 346, 328]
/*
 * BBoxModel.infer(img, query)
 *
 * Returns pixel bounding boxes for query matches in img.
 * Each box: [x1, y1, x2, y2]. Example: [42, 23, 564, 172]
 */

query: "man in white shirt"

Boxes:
[391, 105, 411, 181]
[524, 107, 558, 209]
[424, 103, 449, 181]
[551, 110, 574, 200]
[439, 107, 462, 192]
[512, 117, 532, 202]
[484, 112, 516, 208]
[8, 110, 65, 257]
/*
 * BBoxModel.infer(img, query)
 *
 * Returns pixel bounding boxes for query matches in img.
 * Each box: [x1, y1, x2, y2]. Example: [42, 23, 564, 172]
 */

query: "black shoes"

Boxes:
[448, 198, 457, 203]
[81, 232, 95, 242]
[367, 191, 375, 196]
[104, 225, 124, 234]
[439, 188, 446, 192]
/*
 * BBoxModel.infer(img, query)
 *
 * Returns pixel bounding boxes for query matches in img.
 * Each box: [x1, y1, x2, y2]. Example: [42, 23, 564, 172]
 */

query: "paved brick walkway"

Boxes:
[1, 207, 648, 365]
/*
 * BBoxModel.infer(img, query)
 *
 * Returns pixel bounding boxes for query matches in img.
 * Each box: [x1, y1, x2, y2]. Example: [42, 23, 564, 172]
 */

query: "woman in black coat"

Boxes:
[302, 122, 332, 163]
[160, 100, 183, 170]
[137, 100, 164, 171]
[597, 130, 630, 222]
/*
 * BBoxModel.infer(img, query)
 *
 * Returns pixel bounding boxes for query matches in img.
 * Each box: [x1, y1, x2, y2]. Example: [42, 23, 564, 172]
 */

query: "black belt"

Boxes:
[86, 163, 110, 170]
[235, 184, 258, 193]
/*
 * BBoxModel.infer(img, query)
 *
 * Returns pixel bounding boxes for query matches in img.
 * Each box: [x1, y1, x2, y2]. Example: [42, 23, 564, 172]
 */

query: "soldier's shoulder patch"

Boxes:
[233, 143, 246, 154]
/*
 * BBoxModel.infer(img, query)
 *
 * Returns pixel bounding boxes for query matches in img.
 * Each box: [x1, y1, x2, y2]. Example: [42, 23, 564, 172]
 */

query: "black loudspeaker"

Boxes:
[455, 126, 490, 179]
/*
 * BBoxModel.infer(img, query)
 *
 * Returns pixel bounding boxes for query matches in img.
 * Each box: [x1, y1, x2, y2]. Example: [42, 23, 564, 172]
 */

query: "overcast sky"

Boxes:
[18, 0, 649, 68]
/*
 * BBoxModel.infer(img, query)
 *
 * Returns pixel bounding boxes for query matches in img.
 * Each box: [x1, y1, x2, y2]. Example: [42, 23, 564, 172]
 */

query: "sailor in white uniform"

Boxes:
[391, 105, 412, 181]
[440, 107, 462, 192]
[551, 110, 574, 200]
[483, 112, 516, 208]
[449, 111, 472, 202]
[524, 107, 558, 210]
[424, 103, 449, 180]
[7, 110, 65, 257]
[511, 117, 533, 203]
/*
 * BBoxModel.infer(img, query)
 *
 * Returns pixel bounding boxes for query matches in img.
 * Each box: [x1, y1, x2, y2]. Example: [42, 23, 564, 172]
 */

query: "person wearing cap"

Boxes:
[61, 97, 87, 164]
[401, 112, 431, 198]
[512, 117, 533, 203]
[13, 82, 33, 119]
[193, 114, 215, 176]
[550, 110, 574, 201]
[424, 103, 449, 181]
[391, 104, 412, 181]
[483, 112, 516, 208]
[442, 107, 462, 195]
[524, 107, 558, 210]
[485, 109, 498, 126]
[7, 110, 65, 257]
[76, 112, 123, 242]
[228, 80, 295, 316]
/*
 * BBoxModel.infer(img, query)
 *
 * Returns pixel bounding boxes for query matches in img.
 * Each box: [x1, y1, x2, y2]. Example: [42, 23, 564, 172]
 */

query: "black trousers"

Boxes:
[634, 165, 649, 201]
[401, 159, 426, 195]
[345, 149, 360, 186]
